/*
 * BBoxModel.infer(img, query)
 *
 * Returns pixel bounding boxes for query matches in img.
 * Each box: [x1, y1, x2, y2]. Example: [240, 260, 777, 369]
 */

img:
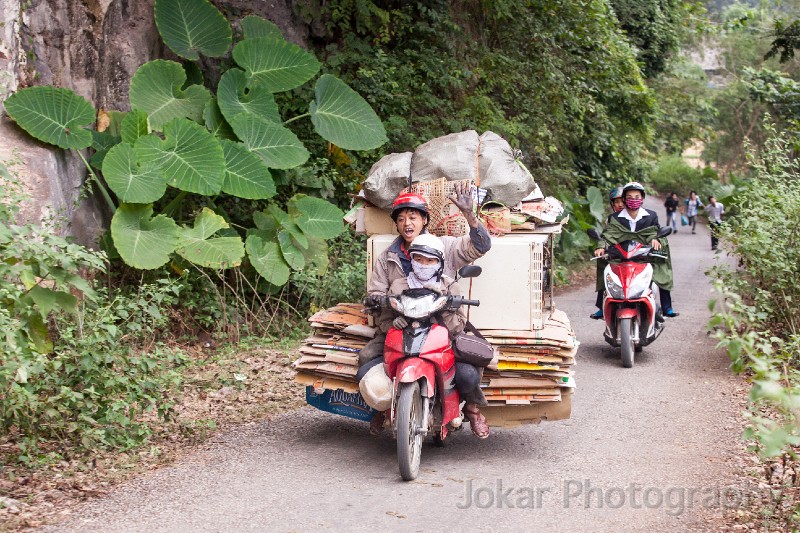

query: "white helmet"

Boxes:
[408, 233, 445, 262]
[359, 364, 392, 411]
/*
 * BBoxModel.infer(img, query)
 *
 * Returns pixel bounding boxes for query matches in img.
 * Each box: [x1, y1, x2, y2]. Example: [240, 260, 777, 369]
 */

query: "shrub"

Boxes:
[0, 164, 186, 463]
[708, 126, 800, 474]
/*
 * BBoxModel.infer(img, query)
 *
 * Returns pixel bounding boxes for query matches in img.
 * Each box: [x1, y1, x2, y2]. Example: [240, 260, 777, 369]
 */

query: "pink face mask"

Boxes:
[625, 198, 643, 210]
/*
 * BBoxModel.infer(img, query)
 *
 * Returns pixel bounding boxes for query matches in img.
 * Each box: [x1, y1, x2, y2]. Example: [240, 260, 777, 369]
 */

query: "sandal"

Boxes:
[369, 410, 386, 436]
[464, 403, 490, 439]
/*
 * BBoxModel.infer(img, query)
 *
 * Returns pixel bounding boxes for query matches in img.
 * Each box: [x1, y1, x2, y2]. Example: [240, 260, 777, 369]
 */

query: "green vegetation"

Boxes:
[4, 0, 387, 284]
[708, 128, 800, 529]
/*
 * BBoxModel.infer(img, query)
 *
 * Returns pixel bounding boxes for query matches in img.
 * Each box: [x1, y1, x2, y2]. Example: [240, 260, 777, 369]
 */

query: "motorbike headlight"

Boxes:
[605, 273, 624, 299]
[397, 294, 447, 319]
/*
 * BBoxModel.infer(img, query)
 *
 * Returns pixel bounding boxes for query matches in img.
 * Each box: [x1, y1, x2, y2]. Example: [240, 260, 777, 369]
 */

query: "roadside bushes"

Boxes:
[709, 127, 800, 460]
[0, 167, 186, 463]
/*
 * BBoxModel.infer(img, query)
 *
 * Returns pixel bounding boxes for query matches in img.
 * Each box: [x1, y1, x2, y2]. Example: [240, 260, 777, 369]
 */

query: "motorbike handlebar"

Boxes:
[449, 296, 480, 308]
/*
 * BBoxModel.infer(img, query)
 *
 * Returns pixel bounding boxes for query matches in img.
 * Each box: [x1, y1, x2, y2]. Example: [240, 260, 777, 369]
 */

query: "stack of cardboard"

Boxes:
[479, 309, 578, 407]
[293, 303, 376, 394]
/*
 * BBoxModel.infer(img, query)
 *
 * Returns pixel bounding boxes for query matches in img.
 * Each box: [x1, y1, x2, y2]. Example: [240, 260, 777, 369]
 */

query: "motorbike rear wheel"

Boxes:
[620, 317, 635, 368]
[397, 381, 423, 481]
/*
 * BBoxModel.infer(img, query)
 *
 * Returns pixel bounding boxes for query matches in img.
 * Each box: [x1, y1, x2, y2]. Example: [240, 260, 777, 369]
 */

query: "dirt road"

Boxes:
[48, 201, 744, 532]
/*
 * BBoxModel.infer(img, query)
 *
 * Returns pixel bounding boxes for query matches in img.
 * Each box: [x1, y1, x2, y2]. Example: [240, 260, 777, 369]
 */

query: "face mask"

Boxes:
[411, 259, 439, 282]
[624, 198, 643, 210]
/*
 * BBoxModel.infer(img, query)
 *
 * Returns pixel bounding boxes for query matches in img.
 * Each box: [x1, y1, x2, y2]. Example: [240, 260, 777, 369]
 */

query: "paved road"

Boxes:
[50, 199, 742, 532]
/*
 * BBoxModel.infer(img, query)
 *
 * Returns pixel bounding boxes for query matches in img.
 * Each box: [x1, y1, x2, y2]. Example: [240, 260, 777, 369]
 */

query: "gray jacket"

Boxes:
[367, 225, 491, 334]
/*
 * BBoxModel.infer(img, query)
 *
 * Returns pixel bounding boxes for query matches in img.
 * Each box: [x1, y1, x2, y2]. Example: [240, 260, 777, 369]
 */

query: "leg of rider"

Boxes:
[660, 289, 678, 317]
[358, 333, 386, 366]
[359, 335, 387, 434]
[455, 363, 489, 438]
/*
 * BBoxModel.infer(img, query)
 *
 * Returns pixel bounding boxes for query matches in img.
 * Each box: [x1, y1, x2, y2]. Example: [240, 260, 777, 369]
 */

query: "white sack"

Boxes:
[359, 363, 393, 412]
[477, 131, 536, 205]
[410, 130, 480, 183]
[363, 152, 413, 210]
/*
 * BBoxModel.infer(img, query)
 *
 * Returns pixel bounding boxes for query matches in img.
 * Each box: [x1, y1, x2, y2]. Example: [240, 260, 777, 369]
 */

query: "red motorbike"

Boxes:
[588, 227, 672, 368]
[372, 265, 481, 481]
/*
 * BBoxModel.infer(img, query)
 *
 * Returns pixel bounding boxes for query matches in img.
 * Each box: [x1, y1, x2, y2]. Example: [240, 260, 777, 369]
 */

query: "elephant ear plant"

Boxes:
[4, 0, 387, 285]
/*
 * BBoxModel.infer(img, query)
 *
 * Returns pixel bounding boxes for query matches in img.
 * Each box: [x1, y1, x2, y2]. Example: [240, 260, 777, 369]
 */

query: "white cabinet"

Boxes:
[367, 233, 550, 331]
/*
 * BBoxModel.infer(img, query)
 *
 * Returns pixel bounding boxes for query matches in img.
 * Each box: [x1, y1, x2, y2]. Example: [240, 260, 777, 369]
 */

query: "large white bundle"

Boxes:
[361, 130, 537, 210]
[478, 131, 536, 205]
[410, 130, 480, 183]
[363, 152, 413, 210]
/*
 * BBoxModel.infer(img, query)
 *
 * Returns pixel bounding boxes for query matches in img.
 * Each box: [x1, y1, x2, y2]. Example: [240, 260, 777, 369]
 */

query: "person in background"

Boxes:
[684, 191, 704, 235]
[590, 186, 624, 319]
[604, 182, 679, 318]
[664, 192, 679, 233]
[705, 195, 725, 250]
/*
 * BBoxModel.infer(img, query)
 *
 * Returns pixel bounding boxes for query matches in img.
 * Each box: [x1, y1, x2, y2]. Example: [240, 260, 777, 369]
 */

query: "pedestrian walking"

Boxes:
[684, 191, 704, 234]
[664, 192, 679, 233]
[705, 196, 724, 250]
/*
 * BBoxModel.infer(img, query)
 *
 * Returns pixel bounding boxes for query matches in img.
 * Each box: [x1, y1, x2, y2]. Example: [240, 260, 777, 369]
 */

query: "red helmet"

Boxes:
[391, 192, 429, 221]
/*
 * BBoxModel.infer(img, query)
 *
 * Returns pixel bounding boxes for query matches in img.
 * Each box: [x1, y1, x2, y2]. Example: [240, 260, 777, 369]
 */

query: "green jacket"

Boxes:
[600, 218, 673, 291]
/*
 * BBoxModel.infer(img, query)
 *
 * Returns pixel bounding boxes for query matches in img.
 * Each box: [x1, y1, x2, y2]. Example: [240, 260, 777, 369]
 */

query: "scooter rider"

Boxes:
[362, 184, 491, 435]
[590, 186, 625, 319]
[603, 182, 679, 318]
[376, 234, 489, 438]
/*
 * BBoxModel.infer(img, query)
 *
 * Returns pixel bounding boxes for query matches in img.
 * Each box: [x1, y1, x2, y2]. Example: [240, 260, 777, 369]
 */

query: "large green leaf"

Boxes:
[289, 195, 344, 239]
[301, 237, 330, 276]
[217, 68, 281, 124]
[241, 15, 283, 40]
[232, 37, 320, 93]
[587, 186, 607, 224]
[220, 139, 276, 199]
[102, 142, 167, 203]
[253, 210, 279, 236]
[267, 204, 308, 248]
[203, 98, 236, 140]
[121, 109, 149, 144]
[176, 208, 244, 269]
[245, 234, 290, 285]
[154, 0, 231, 60]
[4, 86, 95, 149]
[230, 114, 309, 169]
[90, 130, 121, 170]
[135, 118, 225, 195]
[111, 204, 179, 269]
[310, 74, 388, 150]
[129, 60, 211, 130]
[278, 230, 305, 270]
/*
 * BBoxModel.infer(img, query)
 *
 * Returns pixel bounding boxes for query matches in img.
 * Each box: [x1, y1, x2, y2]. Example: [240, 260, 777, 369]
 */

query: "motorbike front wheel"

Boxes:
[620, 317, 635, 368]
[397, 381, 423, 481]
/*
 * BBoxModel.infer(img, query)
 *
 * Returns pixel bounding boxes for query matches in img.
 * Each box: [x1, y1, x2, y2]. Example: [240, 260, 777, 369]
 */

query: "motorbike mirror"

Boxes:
[587, 228, 602, 241]
[657, 227, 673, 238]
[457, 265, 482, 279]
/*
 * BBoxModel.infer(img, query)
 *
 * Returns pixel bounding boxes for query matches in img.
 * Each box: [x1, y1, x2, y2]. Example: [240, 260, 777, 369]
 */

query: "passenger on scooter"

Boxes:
[602, 182, 679, 318]
[378, 234, 489, 438]
[590, 186, 625, 319]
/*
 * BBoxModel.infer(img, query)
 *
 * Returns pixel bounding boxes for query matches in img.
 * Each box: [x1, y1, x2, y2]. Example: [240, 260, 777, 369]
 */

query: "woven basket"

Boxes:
[404, 177, 474, 237]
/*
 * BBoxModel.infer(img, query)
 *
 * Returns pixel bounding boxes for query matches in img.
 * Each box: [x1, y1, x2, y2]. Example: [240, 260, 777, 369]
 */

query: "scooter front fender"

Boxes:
[615, 308, 639, 320]
[394, 358, 436, 398]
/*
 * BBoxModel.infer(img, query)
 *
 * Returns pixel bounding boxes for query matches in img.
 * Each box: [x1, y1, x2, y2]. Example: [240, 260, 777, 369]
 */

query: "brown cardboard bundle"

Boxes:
[294, 303, 374, 388]
[479, 309, 577, 407]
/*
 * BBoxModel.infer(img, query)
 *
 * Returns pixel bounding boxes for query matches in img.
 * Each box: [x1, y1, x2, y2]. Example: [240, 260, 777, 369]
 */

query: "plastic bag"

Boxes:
[680, 214, 689, 226]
